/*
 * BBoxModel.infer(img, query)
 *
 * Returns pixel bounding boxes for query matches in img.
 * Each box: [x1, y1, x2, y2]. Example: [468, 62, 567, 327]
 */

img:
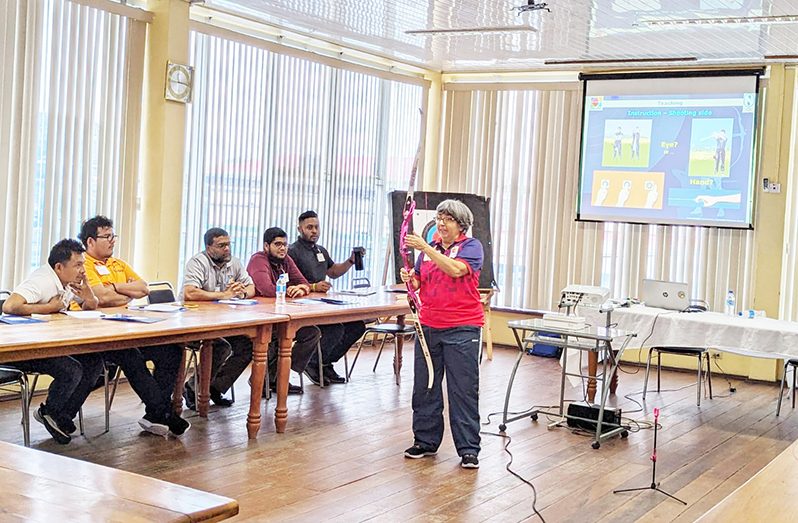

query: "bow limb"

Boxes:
[399, 143, 434, 389]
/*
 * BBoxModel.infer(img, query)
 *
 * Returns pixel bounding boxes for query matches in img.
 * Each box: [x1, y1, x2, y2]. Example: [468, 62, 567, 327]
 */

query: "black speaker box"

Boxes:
[566, 402, 622, 431]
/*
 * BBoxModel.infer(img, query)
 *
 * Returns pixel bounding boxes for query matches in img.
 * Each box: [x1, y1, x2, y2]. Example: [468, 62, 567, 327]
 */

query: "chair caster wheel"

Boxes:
[499, 424, 506, 432]
[592, 441, 601, 449]
[621, 430, 629, 438]
[530, 413, 538, 421]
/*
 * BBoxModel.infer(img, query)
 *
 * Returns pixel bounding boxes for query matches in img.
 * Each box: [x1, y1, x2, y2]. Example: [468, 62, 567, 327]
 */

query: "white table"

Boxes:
[581, 305, 798, 359]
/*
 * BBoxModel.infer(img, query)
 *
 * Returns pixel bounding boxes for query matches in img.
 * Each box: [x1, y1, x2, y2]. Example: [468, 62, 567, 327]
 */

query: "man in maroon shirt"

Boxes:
[247, 227, 321, 395]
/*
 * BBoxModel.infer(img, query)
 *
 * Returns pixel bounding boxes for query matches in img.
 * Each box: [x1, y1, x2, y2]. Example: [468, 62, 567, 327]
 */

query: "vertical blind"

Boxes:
[0, 0, 141, 289]
[180, 31, 424, 287]
[779, 76, 798, 320]
[439, 86, 756, 311]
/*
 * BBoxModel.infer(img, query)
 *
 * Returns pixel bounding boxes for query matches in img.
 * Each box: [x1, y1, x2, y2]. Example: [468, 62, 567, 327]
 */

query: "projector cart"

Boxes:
[503, 318, 636, 449]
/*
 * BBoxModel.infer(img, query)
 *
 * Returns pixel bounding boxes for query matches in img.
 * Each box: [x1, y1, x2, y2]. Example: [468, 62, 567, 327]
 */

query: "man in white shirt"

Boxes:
[2, 239, 103, 444]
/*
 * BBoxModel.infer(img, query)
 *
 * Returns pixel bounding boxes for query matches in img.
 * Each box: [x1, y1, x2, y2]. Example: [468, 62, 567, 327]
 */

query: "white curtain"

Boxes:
[779, 72, 798, 320]
[0, 0, 142, 290]
[439, 85, 756, 311]
[180, 31, 425, 287]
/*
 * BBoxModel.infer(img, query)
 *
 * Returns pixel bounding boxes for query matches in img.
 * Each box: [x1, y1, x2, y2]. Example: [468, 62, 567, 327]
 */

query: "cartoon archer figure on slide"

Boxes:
[613, 127, 623, 159]
[631, 127, 641, 159]
[616, 180, 632, 207]
[644, 180, 659, 209]
[713, 129, 727, 174]
[595, 179, 610, 206]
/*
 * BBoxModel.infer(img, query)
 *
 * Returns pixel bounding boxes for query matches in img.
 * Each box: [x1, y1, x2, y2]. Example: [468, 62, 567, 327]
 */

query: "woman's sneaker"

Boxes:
[404, 444, 437, 459]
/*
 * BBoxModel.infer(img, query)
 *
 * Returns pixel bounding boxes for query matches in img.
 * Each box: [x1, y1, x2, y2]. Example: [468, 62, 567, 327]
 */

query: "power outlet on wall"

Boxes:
[763, 177, 782, 193]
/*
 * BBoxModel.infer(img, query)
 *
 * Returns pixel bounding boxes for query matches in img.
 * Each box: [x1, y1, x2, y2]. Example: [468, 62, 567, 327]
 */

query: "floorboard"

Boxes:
[0, 345, 795, 522]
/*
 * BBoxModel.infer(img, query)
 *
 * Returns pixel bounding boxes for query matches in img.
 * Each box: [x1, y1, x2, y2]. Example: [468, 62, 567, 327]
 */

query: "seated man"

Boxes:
[181, 227, 255, 410]
[79, 215, 189, 437]
[288, 210, 366, 386]
[2, 239, 103, 444]
[247, 227, 321, 395]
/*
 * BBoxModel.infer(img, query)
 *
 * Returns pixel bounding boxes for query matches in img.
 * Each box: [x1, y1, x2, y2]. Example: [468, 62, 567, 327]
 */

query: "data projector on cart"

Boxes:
[541, 285, 611, 331]
[559, 284, 610, 310]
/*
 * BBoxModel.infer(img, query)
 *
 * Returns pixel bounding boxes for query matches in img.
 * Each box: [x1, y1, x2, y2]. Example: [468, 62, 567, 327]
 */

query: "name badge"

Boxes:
[95, 264, 111, 276]
[449, 246, 460, 259]
[316, 252, 326, 263]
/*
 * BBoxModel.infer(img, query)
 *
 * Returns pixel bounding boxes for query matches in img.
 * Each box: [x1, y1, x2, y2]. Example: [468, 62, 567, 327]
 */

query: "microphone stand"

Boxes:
[613, 408, 686, 504]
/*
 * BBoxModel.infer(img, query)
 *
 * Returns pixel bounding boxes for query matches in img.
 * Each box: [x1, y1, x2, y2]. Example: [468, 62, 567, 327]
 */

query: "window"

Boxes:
[179, 31, 425, 288]
[0, 1, 142, 289]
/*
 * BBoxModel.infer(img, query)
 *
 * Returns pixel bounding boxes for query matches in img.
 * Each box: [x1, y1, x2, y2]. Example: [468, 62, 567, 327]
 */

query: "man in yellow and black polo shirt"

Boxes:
[79, 215, 189, 437]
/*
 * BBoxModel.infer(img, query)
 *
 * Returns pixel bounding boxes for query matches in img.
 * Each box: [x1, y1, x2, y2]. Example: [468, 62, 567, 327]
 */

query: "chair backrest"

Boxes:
[147, 281, 176, 304]
[0, 289, 11, 314]
[0, 366, 24, 387]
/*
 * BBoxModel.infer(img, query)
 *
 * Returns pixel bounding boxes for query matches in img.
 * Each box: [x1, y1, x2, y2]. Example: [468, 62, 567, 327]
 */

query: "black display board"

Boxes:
[390, 191, 496, 289]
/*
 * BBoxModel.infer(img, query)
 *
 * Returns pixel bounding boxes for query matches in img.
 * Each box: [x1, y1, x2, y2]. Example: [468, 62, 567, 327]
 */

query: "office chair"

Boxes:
[0, 366, 31, 446]
[642, 346, 713, 406]
[347, 318, 416, 385]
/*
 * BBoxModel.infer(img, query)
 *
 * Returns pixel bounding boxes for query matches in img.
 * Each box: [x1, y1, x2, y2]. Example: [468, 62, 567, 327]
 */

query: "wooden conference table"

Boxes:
[266, 292, 410, 433]
[0, 440, 238, 521]
[0, 290, 410, 438]
[696, 436, 798, 522]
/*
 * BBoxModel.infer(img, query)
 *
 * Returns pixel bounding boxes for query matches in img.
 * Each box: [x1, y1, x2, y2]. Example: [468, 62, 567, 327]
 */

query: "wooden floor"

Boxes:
[1, 345, 796, 522]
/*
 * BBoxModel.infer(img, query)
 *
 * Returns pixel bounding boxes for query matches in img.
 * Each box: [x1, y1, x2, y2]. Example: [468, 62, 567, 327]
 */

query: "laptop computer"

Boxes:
[641, 279, 690, 311]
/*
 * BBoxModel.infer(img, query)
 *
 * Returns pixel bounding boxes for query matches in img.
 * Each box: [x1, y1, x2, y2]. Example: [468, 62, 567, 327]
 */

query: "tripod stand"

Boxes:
[613, 407, 686, 505]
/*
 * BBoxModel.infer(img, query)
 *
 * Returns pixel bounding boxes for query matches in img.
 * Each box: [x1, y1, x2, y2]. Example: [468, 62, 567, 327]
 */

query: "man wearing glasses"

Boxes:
[247, 227, 320, 395]
[79, 215, 189, 438]
[181, 227, 255, 410]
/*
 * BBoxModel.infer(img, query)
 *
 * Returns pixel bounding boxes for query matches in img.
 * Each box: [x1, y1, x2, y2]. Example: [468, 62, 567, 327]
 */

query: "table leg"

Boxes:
[610, 369, 619, 394]
[394, 315, 405, 384]
[172, 349, 188, 415]
[247, 324, 271, 439]
[587, 352, 598, 403]
[484, 304, 493, 361]
[274, 324, 293, 433]
[198, 339, 213, 417]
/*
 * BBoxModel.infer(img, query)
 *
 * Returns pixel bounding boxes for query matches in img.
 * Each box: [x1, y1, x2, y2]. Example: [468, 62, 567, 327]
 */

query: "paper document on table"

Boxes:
[216, 299, 258, 305]
[102, 314, 165, 324]
[338, 288, 376, 296]
[0, 315, 46, 325]
[65, 311, 105, 319]
[137, 304, 184, 313]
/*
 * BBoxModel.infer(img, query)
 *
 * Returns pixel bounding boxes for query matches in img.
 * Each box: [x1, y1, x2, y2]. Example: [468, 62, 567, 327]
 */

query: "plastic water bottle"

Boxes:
[738, 309, 766, 319]
[276, 274, 288, 305]
[724, 290, 736, 316]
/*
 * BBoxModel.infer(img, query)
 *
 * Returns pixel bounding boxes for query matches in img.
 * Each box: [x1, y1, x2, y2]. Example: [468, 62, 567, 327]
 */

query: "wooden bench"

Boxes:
[0, 441, 238, 521]
[697, 437, 798, 521]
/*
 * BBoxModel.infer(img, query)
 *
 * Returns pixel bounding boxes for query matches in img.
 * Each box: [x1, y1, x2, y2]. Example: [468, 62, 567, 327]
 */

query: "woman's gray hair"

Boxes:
[436, 199, 473, 232]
